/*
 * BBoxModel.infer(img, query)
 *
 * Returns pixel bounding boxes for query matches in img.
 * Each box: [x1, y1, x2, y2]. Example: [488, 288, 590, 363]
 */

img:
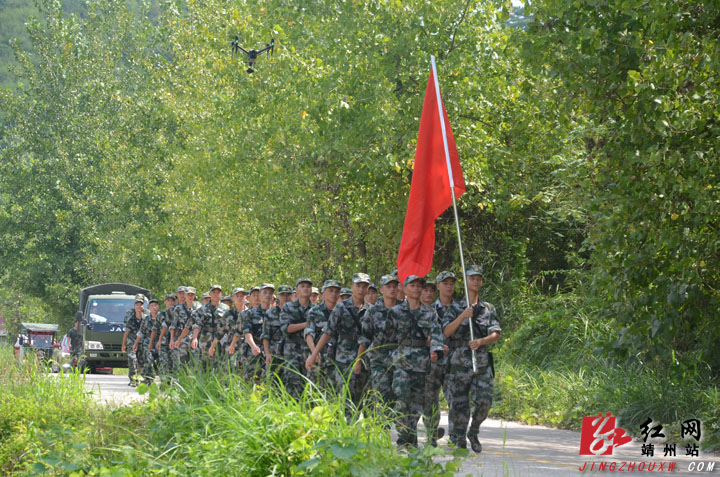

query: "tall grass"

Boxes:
[0, 347, 462, 475]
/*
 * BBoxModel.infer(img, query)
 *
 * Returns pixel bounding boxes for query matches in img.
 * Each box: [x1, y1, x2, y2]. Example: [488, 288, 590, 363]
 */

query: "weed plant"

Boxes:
[0, 347, 462, 475]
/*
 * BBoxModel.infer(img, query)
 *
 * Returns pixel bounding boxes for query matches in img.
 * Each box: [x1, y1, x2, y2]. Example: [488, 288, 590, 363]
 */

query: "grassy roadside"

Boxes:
[0, 347, 463, 475]
[489, 292, 720, 451]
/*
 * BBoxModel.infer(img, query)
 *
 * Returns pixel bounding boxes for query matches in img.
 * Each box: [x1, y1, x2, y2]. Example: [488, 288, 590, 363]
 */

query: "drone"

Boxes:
[231, 36, 274, 73]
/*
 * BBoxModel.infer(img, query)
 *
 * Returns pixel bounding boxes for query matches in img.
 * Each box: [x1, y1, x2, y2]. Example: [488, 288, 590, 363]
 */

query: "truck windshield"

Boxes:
[87, 299, 135, 324]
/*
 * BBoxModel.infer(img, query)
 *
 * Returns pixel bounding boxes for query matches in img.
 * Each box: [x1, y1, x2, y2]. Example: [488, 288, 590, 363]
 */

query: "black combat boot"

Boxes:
[467, 432, 482, 453]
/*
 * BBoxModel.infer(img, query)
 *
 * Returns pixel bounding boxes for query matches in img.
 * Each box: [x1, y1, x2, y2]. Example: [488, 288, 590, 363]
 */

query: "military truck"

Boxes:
[76, 284, 150, 372]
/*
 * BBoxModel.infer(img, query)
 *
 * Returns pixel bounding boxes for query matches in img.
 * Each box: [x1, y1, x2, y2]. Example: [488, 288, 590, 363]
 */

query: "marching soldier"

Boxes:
[121, 294, 147, 386]
[230, 286, 266, 382]
[222, 287, 246, 371]
[365, 283, 379, 308]
[442, 265, 500, 453]
[382, 275, 444, 448]
[306, 273, 371, 411]
[310, 287, 320, 306]
[190, 285, 229, 370]
[339, 288, 352, 302]
[420, 277, 447, 446]
[280, 278, 313, 398]
[136, 297, 159, 384]
[172, 287, 201, 371]
[260, 284, 285, 381]
[304, 279, 341, 388]
[201, 292, 211, 305]
[358, 274, 400, 410]
[151, 293, 176, 378]
[277, 285, 293, 308]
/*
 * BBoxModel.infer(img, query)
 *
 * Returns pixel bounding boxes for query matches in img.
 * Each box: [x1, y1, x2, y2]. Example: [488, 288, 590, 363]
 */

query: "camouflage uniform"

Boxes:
[280, 299, 312, 397]
[123, 310, 144, 384]
[322, 297, 368, 405]
[359, 297, 397, 407]
[218, 307, 240, 371]
[382, 299, 444, 447]
[304, 302, 336, 388]
[190, 301, 229, 369]
[442, 298, 501, 448]
[261, 305, 285, 381]
[239, 305, 267, 381]
[137, 312, 155, 382]
[170, 301, 201, 371]
[153, 308, 172, 375]
[420, 297, 454, 442]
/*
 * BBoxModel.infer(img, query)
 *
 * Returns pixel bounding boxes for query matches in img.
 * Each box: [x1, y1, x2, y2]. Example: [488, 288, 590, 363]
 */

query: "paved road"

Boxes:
[85, 374, 719, 476]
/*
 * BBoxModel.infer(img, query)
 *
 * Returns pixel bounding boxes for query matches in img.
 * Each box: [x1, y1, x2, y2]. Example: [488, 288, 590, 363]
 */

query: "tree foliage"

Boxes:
[523, 0, 720, 368]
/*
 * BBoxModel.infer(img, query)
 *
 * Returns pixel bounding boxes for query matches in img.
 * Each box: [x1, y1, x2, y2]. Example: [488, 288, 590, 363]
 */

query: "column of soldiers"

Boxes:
[122, 265, 500, 452]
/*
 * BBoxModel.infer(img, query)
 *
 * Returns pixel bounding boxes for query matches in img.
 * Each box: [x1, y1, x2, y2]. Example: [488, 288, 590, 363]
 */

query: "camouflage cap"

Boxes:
[209, 284, 222, 292]
[186, 286, 197, 295]
[164, 293, 176, 301]
[321, 279, 342, 292]
[232, 287, 247, 296]
[403, 275, 425, 287]
[148, 297, 159, 304]
[311, 287, 319, 294]
[221, 296, 231, 302]
[201, 292, 209, 299]
[352, 273, 371, 284]
[259, 283, 275, 291]
[249, 286, 260, 293]
[368, 283, 378, 291]
[379, 274, 399, 286]
[176, 286, 186, 293]
[295, 277, 312, 287]
[134, 294, 145, 303]
[340, 287, 352, 296]
[466, 264, 484, 276]
[277, 285, 293, 295]
[436, 270, 457, 283]
[423, 278, 436, 287]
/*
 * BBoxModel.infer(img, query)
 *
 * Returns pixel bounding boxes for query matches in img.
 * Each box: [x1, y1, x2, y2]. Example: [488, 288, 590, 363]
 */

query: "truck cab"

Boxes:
[77, 284, 150, 372]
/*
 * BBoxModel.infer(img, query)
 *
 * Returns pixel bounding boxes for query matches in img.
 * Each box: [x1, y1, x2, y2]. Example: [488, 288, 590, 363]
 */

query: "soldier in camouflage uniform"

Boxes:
[136, 298, 159, 384]
[190, 285, 229, 370]
[304, 279, 341, 389]
[442, 265, 501, 453]
[310, 287, 320, 306]
[233, 285, 270, 382]
[260, 284, 285, 382]
[380, 275, 444, 448]
[419, 277, 447, 446]
[221, 287, 246, 371]
[358, 274, 400, 411]
[280, 278, 313, 398]
[172, 287, 201, 371]
[168, 286, 186, 372]
[365, 283, 379, 308]
[121, 294, 146, 386]
[339, 288, 352, 302]
[433, 271, 457, 438]
[277, 285, 293, 309]
[201, 292, 210, 306]
[306, 273, 370, 411]
[150, 294, 176, 378]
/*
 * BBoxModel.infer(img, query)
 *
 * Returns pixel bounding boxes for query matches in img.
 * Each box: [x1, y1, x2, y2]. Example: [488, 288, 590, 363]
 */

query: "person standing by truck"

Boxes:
[122, 294, 147, 386]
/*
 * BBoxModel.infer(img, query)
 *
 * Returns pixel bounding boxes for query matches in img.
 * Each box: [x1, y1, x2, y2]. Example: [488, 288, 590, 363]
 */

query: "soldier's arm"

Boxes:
[263, 338, 271, 364]
[443, 305, 473, 338]
[149, 330, 157, 351]
[244, 333, 260, 354]
[157, 325, 168, 350]
[121, 329, 130, 352]
[305, 332, 330, 370]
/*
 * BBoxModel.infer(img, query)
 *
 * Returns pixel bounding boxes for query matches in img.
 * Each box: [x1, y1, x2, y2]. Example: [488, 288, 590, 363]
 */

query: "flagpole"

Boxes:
[431, 55, 477, 373]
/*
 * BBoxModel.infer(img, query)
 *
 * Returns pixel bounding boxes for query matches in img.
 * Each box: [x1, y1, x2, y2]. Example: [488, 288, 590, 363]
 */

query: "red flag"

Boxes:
[396, 69, 465, 285]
